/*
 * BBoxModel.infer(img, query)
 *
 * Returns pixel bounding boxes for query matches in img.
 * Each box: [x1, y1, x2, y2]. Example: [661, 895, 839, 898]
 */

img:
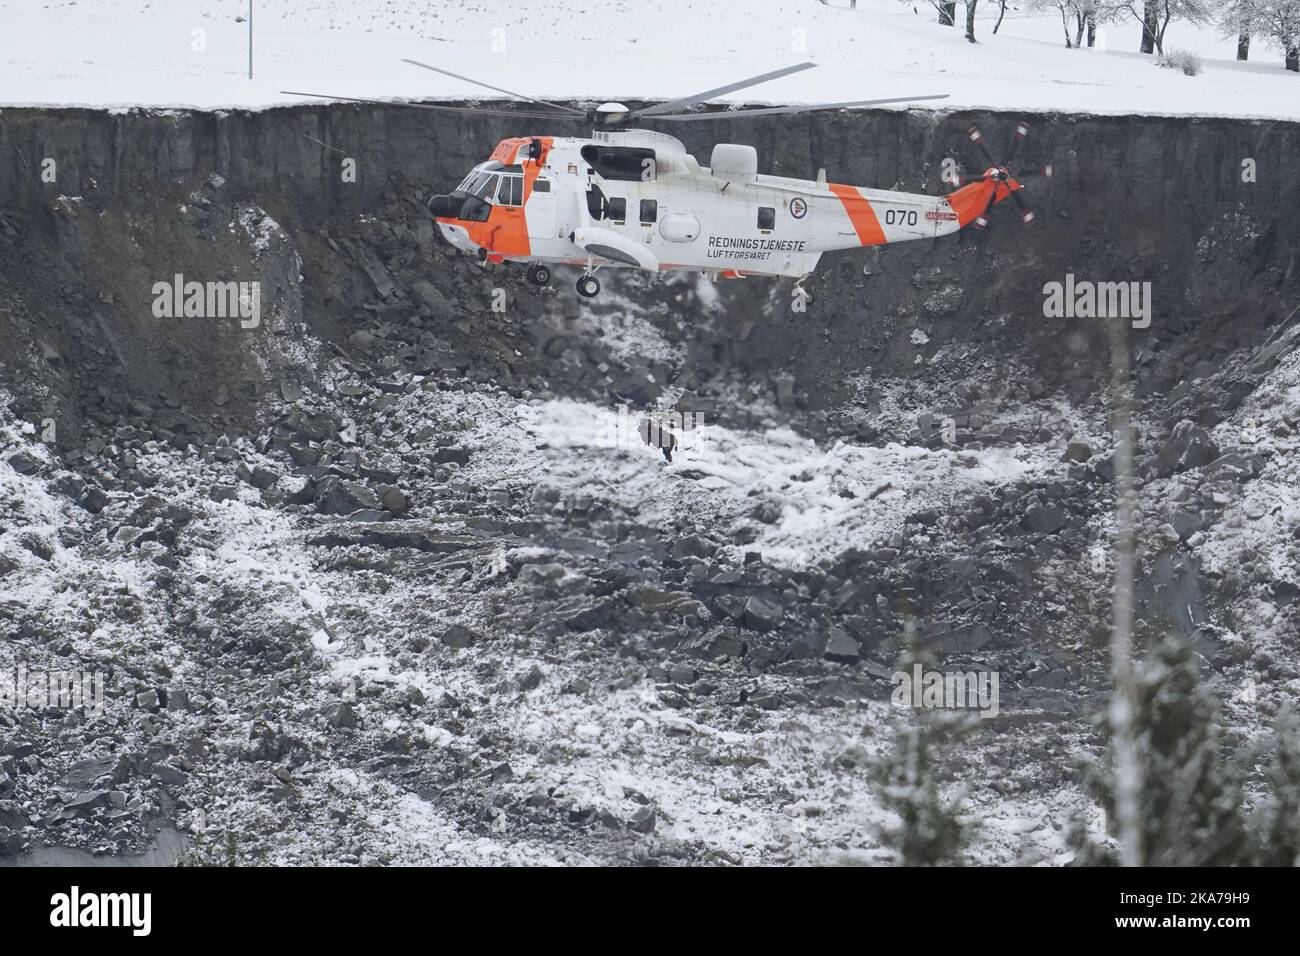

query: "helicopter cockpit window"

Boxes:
[460, 195, 492, 222]
[580, 145, 657, 182]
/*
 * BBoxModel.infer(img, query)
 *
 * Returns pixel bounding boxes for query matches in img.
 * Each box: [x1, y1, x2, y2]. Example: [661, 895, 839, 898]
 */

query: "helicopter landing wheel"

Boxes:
[525, 264, 552, 287]
[576, 274, 601, 298]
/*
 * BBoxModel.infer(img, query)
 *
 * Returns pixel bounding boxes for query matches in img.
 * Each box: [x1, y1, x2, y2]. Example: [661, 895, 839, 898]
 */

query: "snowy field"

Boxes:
[1, 0, 1298, 118]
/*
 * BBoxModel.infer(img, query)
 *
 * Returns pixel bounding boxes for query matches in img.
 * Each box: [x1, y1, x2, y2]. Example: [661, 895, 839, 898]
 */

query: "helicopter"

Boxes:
[284, 61, 1051, 298]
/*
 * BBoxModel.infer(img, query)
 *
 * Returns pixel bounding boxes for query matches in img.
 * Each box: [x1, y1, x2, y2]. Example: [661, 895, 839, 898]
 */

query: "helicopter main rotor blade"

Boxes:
[400, 59, 588, 115]
[630, 62, 818, 118]
[280, 90, 578, 120]
[642, 94, 949, 121]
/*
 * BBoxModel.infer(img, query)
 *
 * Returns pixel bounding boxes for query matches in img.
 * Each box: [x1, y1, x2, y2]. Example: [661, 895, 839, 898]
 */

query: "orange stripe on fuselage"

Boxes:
[828, 183, 886, 246]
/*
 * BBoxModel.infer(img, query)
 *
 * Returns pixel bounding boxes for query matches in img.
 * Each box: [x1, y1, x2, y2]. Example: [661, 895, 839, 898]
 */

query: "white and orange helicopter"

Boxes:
[286, 62, 1050, 298]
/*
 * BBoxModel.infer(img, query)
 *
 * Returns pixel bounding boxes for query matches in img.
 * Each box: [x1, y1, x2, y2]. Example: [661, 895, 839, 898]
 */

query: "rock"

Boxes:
[742, 595, 783, 632]
[441, 623, 481, 648]
[81, 486, 110, 513]
[702, 631, 745, 660]
[1021, 501, 1068, 534]
[667, 664, 696, 684]
[627, 586, 689, 614]
[411, 279, 451, 314]
[433, 446, 471, 466]
[627, 805, 656, 834]
[670, 535, 716, 559]
[823, 627, 861, 663]
[155, 763, 188, 787]
[517, 666, 544, 692]
[286, 442, 321, 467]
[276, 475, 317, 505]
[135, 689, 162, 711]
[1157, 420, 1219, 477]
[324, 701, 358, 730]
[1169, 511, 1205, 542]
[64, 790, 111, 813]
[52, 474, 88, 502]
[1062, 441, 1093, 462]
[4, 449, 41, 475]
[209, 484, 239, 503]
[315, 477, 382, 515]
[519, 563, 566, 586]
[249, 465, 281, 490]
[378, 485, 409, 515]
[64, 755, 127, 789]
[1025, 661, 1068, 689]
[1202, 452, 1262, 482]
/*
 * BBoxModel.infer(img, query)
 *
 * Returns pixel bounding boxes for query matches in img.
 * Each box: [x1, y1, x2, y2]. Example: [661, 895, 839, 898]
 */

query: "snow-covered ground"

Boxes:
[2, 0, 1298, 118]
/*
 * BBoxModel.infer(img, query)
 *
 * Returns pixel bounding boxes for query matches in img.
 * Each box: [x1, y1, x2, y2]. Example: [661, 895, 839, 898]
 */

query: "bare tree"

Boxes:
[1032, 0, 1126, 47]
[1141, 0, 1159, 51]
[1233, 0, 1300, 70]
[966, 0, 980, 40]
[993, 0, 1012, 31]
[1032, 0, 1085, 45]
[1117, 0, 1212, 53]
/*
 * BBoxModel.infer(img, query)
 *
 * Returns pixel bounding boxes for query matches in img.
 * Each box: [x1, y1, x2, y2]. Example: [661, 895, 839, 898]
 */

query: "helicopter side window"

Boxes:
[606, 197, 627, 223]
[498, 175, 523, 207]
[640, 199, 657, 224]
[579, 145, 657, 182]
[757, 206, 776, 231]
[587, 183, 607, 220]
[533, 179, 551, 193]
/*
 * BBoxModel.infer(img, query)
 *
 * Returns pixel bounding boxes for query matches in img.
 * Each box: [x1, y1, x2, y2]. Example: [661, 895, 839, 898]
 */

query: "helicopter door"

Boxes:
[526, 177, 558, 239]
